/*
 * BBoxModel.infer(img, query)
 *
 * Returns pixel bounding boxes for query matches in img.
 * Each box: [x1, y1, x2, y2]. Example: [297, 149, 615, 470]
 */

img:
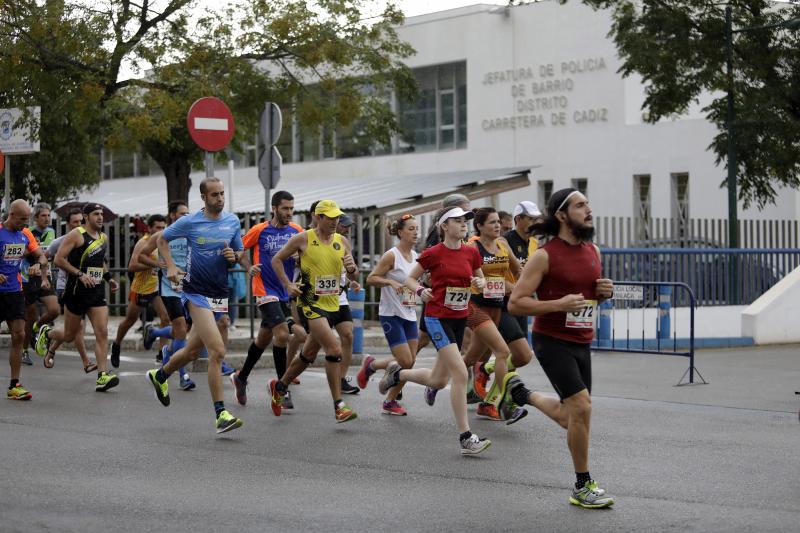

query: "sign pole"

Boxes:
[205, 151, 214, 178]
[3, 155, 10, 214]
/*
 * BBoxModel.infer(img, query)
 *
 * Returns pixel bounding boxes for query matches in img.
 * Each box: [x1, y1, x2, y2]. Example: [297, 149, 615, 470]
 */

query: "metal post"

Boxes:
[3, 155, 10, 213]
[725, 6, 740, 304]
[227, 159, 235, 212]
[657, 285, 671, 343]
[205, 151, 214, 178]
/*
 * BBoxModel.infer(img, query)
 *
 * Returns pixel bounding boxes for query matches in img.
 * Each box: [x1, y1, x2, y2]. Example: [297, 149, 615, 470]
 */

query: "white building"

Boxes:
[91, 2, 799, 243]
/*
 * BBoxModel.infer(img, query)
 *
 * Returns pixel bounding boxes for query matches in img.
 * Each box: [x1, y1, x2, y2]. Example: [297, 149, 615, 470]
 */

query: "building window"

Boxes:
[671, 172, 689, 239]
[538, 180, 553, 208]
[571, 178, 588, 197]
[633, 174, 651, 241]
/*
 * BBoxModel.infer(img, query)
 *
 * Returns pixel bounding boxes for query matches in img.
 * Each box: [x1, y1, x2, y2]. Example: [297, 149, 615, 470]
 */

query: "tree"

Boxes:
[581, 0, 800, 209]
[1, 0, 416, 207]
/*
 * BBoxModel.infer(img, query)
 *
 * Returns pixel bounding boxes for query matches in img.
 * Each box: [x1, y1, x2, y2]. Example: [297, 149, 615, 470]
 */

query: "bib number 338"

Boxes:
[565, 299, 597, 329]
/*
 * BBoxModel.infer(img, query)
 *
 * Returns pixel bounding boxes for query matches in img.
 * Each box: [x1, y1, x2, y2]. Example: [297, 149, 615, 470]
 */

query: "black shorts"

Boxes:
[130, 290, 157, 308]
[419, 303, 428, 334]
[498, 311, 527, 343]
[259, 300, 291, 329]
[423, 316, 467, 351]
[298, 305, 352, 331]
[0, 291, 26, 322]
[23, 277, 56, 306]
[532, 332, 592, 400]
[63, 291, 107, 317]
[162, 296, 185, 322]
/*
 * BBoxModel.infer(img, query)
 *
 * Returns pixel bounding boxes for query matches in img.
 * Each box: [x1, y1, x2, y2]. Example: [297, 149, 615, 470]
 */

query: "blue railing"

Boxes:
[600, 248, 800, 306]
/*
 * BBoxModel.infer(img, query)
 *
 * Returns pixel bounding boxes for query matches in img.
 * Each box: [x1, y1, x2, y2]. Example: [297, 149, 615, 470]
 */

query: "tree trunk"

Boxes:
[156, 155, 193, 205]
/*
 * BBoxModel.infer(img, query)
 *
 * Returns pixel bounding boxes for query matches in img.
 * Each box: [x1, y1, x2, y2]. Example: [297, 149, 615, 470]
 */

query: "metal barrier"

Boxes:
[600, 248, 800, 306]
[592, 281, 707, 386]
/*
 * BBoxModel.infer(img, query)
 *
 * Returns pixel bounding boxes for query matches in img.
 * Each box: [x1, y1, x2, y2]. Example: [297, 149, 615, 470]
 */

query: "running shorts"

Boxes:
[532, 332, 592, 400]
[423, 316, 467, 351]
[379, 315, 419, 348]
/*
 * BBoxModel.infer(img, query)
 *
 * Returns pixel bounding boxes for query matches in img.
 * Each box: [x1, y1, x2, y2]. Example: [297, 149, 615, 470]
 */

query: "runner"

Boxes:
[20, 202, 58, 366]
[146, 177, 249, 434]
[361, 213, 419, 416]
[377, 205, 492, 455]
[506, 187, 615, 508]
[139, 201, 195, 391]
[504, 201, 543, 267]
[334, 213, 361, 395]
[110, 214, 169, 368]
[35, 202, 120, 391]
[3, 200, 48, 400]
[46, 207, 96, 372]
[460, 207, 527, 423]
[231, 190, 304, 407]
[268, 199, 360, 423]
[498, 210, 513, 233]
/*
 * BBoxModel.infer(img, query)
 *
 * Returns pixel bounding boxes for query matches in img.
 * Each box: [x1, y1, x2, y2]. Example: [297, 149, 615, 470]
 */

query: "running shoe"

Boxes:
[221, 361, 236, 377]
[21, 350, 33, 366]
[341, 376, 360, 395]
[110, 342, 121, 368]
[378, 361, 401, 395]
[473, 362, 490, 399]
[500, 373, 529, 411]
[142, 324, 157, 351]
[282, 390, 294, 410]
[424, 386, 438, 406]
[30, 323, 39, 349]
[466, 389, 482, 404]
[356, 355, 376, 389]
[476, 402, 502, 421]
[159, 345, 169, 364]
[268, 379, 284, 416]
[34, 324, 51, 358]
[500, 401, 528, 425]
[335, 403, 357, 423]
[460, 433, 492, 456]
[216, 410, 243, 434]
[382, 400, 407, 416]
[7, 384, 32, 400]
[95, 371, 120, 392]
[569, 480, 615, 509]
[180, 375, 196, 391]
[147, 369, 170, 406]
[230, 371, 247, 405]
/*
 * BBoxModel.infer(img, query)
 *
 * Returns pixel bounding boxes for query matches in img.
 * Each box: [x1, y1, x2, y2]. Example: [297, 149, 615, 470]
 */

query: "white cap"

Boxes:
[437, 207, 475, 226]
[512, 201, 542, 218]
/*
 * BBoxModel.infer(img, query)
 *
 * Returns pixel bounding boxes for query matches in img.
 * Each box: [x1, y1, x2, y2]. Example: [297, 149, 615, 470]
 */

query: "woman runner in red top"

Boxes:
[377, 206, 492, 455]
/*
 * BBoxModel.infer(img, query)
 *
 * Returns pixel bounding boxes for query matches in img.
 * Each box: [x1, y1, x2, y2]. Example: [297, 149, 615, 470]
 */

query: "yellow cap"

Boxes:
[314, 199, 343, 219]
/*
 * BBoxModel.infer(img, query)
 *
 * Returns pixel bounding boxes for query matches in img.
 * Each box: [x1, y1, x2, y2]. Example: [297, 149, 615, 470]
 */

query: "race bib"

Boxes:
[206, 297, 229, 313]
[256, 295, 279, 306]
[483, 277, 505, 299]
[314, 275, 339, 296]
[401, 287, 416, 306]
[3, 243, 24, 262]
[444, 286, 470, 311]
[565, 300, 597, 329]
[87, 267, 104, 282]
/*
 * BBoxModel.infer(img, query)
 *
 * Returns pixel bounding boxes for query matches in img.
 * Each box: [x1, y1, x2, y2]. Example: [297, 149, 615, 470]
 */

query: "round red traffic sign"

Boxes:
[187, 97, 235, 152]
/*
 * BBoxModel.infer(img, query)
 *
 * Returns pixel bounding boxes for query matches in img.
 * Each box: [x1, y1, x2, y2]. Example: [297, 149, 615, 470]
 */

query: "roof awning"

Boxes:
[69, 165, 533, 217]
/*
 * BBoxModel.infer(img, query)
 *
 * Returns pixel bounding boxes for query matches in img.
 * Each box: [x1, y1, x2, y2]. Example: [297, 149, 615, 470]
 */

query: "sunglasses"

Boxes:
[400, 214, 415, 220]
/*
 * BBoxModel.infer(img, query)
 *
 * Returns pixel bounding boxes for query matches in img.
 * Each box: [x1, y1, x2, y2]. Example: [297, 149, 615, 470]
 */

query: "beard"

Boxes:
[566, 216, 595, 242]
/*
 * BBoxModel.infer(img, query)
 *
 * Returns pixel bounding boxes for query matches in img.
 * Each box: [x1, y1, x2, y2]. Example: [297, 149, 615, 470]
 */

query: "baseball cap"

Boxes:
[82, 202, 104, 215]
[315, 199, 343, 219]
[338, 213, 354, 226]
[437, 206, 475, 226]
[512, 201, 541, 218]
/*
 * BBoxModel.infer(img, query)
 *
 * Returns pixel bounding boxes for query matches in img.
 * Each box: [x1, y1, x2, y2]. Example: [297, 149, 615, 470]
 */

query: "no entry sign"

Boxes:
[187, 97, 235, 152]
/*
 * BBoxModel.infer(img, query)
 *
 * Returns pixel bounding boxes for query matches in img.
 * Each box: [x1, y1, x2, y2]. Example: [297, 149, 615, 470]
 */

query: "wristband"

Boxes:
[103, 271, 112, 281]
[416, 286, 425, 297]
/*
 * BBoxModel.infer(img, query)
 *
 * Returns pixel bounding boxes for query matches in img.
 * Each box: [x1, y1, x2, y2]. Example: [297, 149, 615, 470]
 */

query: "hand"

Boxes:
[28, 263, 41, 277]
[167, 266, 186, 285]
[41, 275, 51, 290]
[349, 280, 362, 292]
[222, 246, 236, 263]
[391, 281, 405, 295]
[287, 282, 302, 298]
[249, 264, 261, 277]
[596, 278, 614, 299]
[420, 288, 433, 303]
[559, 293, 586, 313]
[0, 274, 6, 284]
[79, 273, 96, 288]
[342, 253, 357, 273]
[470, 276, 485, 292]
[109, 278, 119, 293]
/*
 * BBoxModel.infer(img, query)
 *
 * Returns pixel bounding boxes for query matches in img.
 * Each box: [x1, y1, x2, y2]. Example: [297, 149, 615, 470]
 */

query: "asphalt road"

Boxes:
[2, 344, 798, 532]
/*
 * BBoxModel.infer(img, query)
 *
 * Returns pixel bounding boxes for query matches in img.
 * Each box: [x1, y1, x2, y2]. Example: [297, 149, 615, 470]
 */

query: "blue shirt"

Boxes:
[162, 210, 243, 299]
[242, 221, 303, 302]
[159, 237, 188, 298]
[1, 226, 37, 293]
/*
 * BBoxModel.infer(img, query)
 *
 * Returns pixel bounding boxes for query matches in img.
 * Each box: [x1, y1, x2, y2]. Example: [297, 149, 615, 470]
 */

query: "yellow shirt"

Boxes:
[130, 234, 158, 295]
[298, 229, 345, 312]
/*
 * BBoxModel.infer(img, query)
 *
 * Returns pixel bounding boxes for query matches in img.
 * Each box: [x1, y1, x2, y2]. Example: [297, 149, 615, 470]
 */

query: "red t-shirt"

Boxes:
[532, 238, 601, 344]
[417, 243, 482, 319]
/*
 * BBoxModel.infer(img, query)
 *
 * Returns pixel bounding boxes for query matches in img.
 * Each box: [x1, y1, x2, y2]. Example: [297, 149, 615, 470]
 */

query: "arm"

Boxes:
[499, 237, 522, 281]
[129, 235, 160, 272]
[156, 232, 180, 283]
[508, 249, 585, 316]
[593, 245, 613, 302]
[366, 251, 402, 292]
[54, 230, 96, 288]
[272, 232, 306, 297]
[403, 262, 432, 302]
[341, 236, 359, 283]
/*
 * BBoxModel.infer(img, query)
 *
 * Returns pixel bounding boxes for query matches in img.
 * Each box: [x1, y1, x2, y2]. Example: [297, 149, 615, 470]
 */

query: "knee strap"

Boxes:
[324, 354, 342, 363]
[299, 353, 315, 366]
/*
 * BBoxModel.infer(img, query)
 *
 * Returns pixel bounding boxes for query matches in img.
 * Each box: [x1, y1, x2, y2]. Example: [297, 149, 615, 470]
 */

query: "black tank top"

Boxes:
[65, 227, 107, 297]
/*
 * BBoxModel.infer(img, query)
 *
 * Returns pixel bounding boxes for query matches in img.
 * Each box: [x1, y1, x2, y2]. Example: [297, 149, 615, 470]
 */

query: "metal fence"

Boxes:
[600, 248, 800, 306]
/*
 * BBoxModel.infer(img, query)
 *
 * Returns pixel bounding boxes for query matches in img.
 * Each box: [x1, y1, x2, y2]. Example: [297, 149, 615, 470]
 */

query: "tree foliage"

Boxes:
[581, 0, 800, 209]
